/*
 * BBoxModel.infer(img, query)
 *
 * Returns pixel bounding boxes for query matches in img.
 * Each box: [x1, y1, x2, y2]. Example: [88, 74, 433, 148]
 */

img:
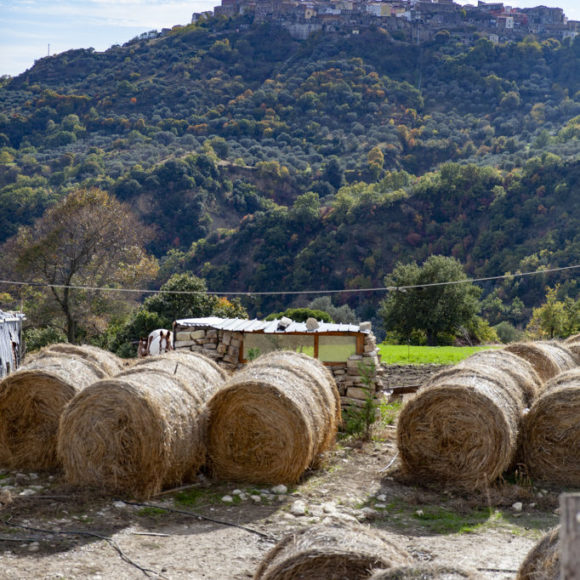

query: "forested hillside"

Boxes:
[1, 14, 580, 325]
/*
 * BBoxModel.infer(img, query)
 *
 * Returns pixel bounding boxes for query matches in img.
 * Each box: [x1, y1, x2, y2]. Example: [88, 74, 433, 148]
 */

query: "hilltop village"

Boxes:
[206, 0, 579, 43]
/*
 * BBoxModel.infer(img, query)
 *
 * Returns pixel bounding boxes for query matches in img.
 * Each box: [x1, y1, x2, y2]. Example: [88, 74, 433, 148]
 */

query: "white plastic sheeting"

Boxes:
[0, 311, 24, 378]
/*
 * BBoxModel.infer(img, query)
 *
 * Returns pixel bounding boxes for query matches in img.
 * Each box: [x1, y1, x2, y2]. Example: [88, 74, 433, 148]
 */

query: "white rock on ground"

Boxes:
[290, 500, 307, 516]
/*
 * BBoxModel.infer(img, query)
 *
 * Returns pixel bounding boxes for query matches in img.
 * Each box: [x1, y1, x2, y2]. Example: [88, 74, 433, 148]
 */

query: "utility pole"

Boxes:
[561, 493, 580, 579]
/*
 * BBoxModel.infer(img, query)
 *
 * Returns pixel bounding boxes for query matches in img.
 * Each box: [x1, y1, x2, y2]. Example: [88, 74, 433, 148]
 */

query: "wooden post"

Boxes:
[560, 493, 580, 579]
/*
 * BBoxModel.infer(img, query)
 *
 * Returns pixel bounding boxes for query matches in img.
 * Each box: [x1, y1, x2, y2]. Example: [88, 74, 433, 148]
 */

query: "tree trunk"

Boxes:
[426, 330, 437, 347]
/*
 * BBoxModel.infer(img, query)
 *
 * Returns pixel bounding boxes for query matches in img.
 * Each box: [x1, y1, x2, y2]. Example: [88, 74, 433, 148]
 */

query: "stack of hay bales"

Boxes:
[207, 351, 340, 484]
[520, 369, 580, 486]
[516, 527, 560, 580]
[57, 352, 226, 499]
[0, 352, 108, 470]
[254, 524, 411, 580]
[397, 349, 541, 489]
[504, 342, 576, 383]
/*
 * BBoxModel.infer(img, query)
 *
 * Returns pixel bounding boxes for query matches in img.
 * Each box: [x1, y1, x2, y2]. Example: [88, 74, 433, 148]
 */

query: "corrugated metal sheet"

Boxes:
[0, 310, 25, 379]
[175, 317, 368, 334]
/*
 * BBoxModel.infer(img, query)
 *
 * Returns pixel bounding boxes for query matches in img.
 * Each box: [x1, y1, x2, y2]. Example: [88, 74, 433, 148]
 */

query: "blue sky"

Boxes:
[1, 0, 580, 78]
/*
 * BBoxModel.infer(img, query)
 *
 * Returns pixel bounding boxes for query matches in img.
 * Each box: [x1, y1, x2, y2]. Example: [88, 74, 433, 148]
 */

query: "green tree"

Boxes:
[526, 286, 568, 339]
[308, 296, 357, 324]
[265, 307, 333, 323]
[1, 187, 159, 343]
[379, 256, 481, 346]
[107, 273, 248, 357]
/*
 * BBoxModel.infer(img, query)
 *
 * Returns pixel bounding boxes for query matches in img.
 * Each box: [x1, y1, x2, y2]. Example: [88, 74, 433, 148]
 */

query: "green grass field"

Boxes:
[378, 344, 499, 365]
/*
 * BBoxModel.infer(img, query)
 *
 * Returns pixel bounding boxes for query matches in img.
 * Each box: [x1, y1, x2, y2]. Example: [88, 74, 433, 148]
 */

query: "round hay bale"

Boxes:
[516, 527, 559, 580]
[207, 351, 340, 484]
[564, 333, 580, 344]
[40, 343, 124, 376]
[135, 350, 227, 404]
[0, 355, 106, 470]
[58, 367, 207, 498]
[564, 340, 580, 362]
[457, 349, 542, 407]
[397, 366, 525, 488]
[369, 564, 479, 579]
[521, 369, 580, 486]
[254, 524, 411, 580]
[504, 342, 576, 384]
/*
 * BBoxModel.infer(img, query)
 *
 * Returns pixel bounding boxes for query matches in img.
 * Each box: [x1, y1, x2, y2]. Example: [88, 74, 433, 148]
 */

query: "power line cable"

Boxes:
[0, 264, 578, 297]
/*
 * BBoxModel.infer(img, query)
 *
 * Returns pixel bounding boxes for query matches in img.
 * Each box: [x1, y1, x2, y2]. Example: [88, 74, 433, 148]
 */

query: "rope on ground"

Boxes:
[1, 517, 167, 579]
[120, 500, 276, 542]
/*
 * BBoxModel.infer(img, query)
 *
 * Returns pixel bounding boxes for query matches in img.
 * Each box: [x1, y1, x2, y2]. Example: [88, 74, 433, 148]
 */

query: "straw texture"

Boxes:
[457, 349, 542, 407]
[58, 366, 212, 498]
[521, 369, 580, 485]
[207, 351, 340, 484]
[370, 564, 479, 579]
[35, 343, 124, 376]
[135, 350, 227, 404]
[0, 354, 106, 470]
[254, 524, 411, 580]
[397, 365, 526, 488]
[504, 342, 576, 384]
[516, 527, 560, 580]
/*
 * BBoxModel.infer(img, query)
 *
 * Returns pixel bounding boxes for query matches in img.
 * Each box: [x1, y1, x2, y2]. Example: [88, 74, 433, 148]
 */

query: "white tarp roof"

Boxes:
[175, 317, 369, 334]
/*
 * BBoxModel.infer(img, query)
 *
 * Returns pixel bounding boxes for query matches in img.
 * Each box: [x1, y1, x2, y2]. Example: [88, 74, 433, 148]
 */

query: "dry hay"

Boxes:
[563, 340, 580, 362]
[27, 343, 123, 376]
[0, 354, 106, 470]
[207, 350, 340, 484]
[397, 365, 526, 489]
[57, 366, 209, 498]
[521, 369, 580, 486]
[456, 349, 542, 407]
[516, 527, 560, 580]
[504, 342, 576, 384]
[369, 564, 479, 579]
[564, 333, 580, 344]
[254, 524, 411, 580]
[135, 350, 227, 404]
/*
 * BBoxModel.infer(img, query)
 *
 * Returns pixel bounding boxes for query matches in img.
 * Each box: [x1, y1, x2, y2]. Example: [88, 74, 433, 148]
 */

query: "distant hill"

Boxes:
[1, 15, 580, 317]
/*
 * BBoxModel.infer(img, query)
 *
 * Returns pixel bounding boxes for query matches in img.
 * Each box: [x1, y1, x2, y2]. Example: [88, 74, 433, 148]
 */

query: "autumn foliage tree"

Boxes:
[1, 187, 159, 343]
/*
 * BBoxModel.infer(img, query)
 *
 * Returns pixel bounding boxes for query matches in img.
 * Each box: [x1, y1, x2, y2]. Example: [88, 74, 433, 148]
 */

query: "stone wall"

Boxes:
[173, 325, 382, 410]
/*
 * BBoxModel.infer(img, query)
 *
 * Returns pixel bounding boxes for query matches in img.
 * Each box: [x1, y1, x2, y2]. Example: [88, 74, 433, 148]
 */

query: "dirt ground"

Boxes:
[0, 365, 561, 579]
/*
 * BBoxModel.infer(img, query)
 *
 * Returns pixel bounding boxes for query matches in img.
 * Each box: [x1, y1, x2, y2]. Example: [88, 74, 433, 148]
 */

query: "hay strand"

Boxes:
[516, 527, 559, 580]
[369, 564, 479, 579]
[0, 354, 106, 470]
[457, 349, 542, 407]
[57, 367, 211, 498]
[207, 351, 340, 484]
[254, 524, 411, 580]
[505, 342, 576, 384]
[397, 365, 525, 488]
[38, 343, 124, 376]
[521, 369, 580, 486]
[134, 350, 227, 404]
